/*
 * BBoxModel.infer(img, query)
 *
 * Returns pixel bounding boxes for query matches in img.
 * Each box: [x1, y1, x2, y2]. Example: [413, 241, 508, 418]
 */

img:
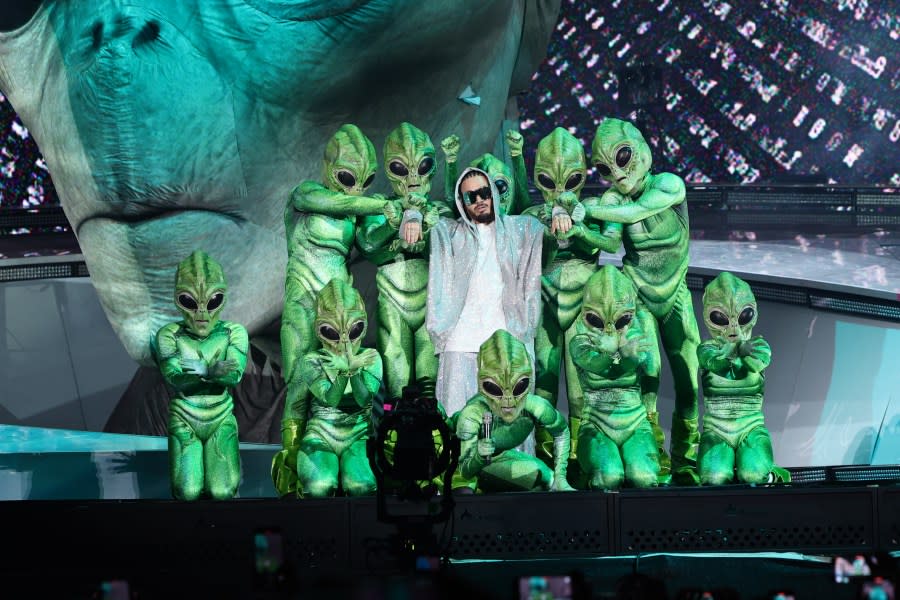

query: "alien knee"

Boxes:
[173, 480, 204, 501]
[737, 465, 770, 484]
[700, 469, 733, 486]
[303, 477, 337, 498]
[343, 477, 376, 497]
[627, 468, 659, 489]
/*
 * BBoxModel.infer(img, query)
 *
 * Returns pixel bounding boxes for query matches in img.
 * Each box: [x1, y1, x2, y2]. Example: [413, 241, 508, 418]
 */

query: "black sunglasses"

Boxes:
[464, 186, 492, 206]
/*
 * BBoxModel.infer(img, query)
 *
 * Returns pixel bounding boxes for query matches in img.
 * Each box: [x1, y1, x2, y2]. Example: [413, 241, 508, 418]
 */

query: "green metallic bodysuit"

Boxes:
[156, 251, 248, 501]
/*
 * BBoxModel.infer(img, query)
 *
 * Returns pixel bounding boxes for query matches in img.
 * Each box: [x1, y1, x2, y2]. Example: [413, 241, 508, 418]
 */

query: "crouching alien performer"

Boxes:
[296, 279, 382, 497]
[698, 272, 789, 485]
[455, 330, 574, 493]
[570, 266, 661, 490]
[154, 250, 248, 501]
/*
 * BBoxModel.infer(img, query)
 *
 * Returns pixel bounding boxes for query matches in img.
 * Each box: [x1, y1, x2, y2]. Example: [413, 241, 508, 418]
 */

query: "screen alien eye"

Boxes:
[417, 156, 435, 176]
[348, 321, 365, 340]
[389, 161, 409, 177]
[536, 173, 555, 189]
[595, 163, 612, 177]
[318, 324, 340, 341]
[738, 307, 756, 325]
[363, 173, 376, 188]
[615, 146, 633, 168]
[336, 170, 356, 188]
[512, 377, 530, 396]
[709, 310, 729, 326]
[564, 172, 584, 190]
[494, 178, 509, 195]
[585, 312, 605, 329]
[615, 313, 633, 330]
[482, 380, 503, 397]
[206, 292, 224, 311]
[178, 293, 198, 310]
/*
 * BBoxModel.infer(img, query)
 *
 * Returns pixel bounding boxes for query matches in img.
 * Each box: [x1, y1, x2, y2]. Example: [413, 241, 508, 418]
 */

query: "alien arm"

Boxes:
[356, 214, 400, 262]
[301, 355, 351, 408]
[206, 322, 250, 387]
[510, 150, 532, 216]
[585, 173, 686, 224]
[527, 395, 570, 482]
[697, 339, 736, 374]
[738, 336, 772, 373]
[569, 220, 623, 254]
[349, 352, 384, 409]
[289, 181, 388, 216]
[155, 324, 199, 393]
[456, 405, 488, 480]
[569, 333, 616, 375]
[444, 158, 459, 215]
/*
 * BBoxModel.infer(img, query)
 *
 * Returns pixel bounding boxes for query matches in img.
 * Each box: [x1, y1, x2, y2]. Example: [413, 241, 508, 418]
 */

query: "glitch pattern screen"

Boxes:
[518, 0, 900, 186]
[2, 1, 900, 212]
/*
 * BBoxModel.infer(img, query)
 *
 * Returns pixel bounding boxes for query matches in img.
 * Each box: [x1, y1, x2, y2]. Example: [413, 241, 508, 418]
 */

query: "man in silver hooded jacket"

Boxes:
[427, 167, 544, 418]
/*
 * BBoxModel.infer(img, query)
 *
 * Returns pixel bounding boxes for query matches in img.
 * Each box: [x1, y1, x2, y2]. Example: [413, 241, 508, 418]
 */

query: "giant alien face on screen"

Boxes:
[0, 0, 558, 365]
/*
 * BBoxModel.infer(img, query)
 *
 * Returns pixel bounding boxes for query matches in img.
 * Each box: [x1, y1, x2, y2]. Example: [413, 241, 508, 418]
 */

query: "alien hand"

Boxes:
[383, 199, 405, 229]
[738, 337, 765, 357]
[403, 191, 428, 210]
[505, 130, 524, 157]
[570, 201, 586, 223]
[618, 337, 643, 359]
[477, 438, 495, 460]
[209, 358, 239, 378]
[441, 135, 460, 162]
[349, 348, 378, 372]
[598, 334, 619, 356]
[325, 353, 352, 374]
[557, 191, 579, 212]
[180, 358, 208, 377]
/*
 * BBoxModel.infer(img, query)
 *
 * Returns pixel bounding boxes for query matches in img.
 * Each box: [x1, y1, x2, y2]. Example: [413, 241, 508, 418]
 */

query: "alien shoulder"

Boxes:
[222, 321, 250, 351]
[455, 402, 484, 440]
[154, 322, 182, 358]
[653, 172, 686, 198]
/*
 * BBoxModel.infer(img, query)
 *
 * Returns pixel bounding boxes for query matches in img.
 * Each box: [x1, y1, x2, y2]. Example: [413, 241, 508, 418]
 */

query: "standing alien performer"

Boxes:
[456, 330, 574, 492]
[522, 128, 623, 469]
[296, 279, 382, 497]
[155, 250, 248, 501]
[273, 124, 393, 497]
[357, 123, 442, 400]
[570, 266, 661, 490]
[588, 118, 700, 485]
[698, 273, 788, 485]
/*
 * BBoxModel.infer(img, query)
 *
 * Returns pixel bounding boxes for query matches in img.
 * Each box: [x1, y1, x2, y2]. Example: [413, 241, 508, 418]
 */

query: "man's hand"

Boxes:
[401, 220, 422, 244]
[477, 437, 495, 460]
[549, 205, 574, 235]
[180, 357, 208, 377]
[506, 130, 524, 157]
[441, 135, 460, 163]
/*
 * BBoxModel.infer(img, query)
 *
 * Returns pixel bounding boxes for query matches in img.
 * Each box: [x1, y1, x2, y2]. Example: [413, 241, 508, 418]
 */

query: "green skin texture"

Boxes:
[588, 118, 701, 485]
[155, 251, 248, 501]
[273, 124, 390, 497]
[570, 266, 660, 490]
[456, 330, 574, 492]
[698, 272, 775, 485]
[357, 123, 441, 399]
[440, 130, 532, 217]
[519, 128, 623, 464]
[297, 279, 382, 497]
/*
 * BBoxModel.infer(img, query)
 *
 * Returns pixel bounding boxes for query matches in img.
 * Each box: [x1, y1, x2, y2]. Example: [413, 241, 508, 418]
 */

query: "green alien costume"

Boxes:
[520, 128, 624, 469]
[698, 273, 787, 485]
[154, 251, 248, 501]
[440, 130, 532, 217]
[357, 123, 441, 399]
[297, 279, 382, 497]
[570, 266, 661, 490]
[273, 124, 391, 497]
[588, 118, 700, 485]
[456, 330, 574, 492]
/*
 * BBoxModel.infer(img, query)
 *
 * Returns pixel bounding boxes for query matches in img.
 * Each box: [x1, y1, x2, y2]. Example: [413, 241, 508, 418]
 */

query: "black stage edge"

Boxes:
[2, 484, 897, 597]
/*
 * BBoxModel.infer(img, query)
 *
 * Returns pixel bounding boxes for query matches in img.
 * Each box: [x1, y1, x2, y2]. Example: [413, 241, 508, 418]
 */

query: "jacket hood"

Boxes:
[454, 166, 504, 232]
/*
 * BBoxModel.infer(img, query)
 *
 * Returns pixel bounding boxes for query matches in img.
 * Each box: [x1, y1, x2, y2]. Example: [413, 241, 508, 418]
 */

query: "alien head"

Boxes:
[322, 124, 377, 196]
[383, 122, 436, 197]
[175, 250, 227, 339]
[591, 118, 652, 197]
[314, 278, 367, 358]
[477, 330, 532, 424]
[576, 266, 636, 342]
[533, 127, 587, 204]
[471, 153, 513, 214]
[702, 272, 758, 342]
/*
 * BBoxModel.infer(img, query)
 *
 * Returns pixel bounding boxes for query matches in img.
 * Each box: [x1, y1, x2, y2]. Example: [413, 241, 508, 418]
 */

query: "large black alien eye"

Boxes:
[482, 380, 503, 397]
[389, 161, 409, 177]
[537, 173, 555, 189]
[0, 0, 41, 32]
[709, 310, 729, 326]
[738, 307, 756, 325]
[595, 163, 612, 177]
[512, 377, 530, 396]
[318, 324, 340, 341]
[178, 293, 198, 310]
[494, 178, 509, 195]
[336, 170, 356, 188]
[585, 312, 605, 329]
[348, 321, 365, 340]
[417, 156, 435, 176]
[615, 146, 633, 168]
[206, 292, 224, 311]
[565, 173, 584, 190]
[615, 313, 633, 330]
[363, 173, 376, 188]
